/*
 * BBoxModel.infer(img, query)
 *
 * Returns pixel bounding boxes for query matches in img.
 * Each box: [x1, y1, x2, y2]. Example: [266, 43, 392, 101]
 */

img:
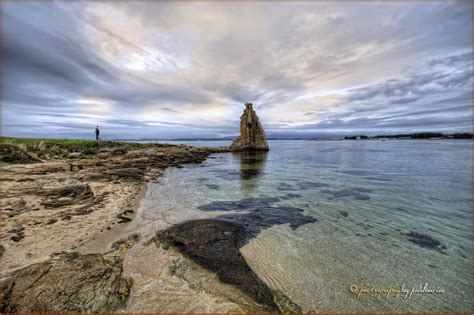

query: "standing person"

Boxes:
[95, 125, 100, 141]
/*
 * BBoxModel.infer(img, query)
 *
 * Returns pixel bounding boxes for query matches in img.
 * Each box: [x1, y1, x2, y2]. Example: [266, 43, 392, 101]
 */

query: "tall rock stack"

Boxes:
[231, 103, 269, 151]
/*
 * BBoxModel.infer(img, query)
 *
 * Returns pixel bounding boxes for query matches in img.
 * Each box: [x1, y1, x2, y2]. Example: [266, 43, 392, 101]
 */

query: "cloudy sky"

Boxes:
[2, 2, 472, 140]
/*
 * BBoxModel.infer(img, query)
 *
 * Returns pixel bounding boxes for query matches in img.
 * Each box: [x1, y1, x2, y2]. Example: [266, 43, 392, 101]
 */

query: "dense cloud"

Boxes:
[2, 2, 472, 139]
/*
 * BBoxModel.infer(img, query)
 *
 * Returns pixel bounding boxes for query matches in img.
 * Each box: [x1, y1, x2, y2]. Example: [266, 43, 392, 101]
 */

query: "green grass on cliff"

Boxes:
[1, 137, 178, 164]
[2, 137, 165, 150]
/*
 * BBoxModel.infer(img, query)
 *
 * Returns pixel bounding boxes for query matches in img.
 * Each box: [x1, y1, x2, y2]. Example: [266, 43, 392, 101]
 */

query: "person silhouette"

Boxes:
[95, 126, 100, 141]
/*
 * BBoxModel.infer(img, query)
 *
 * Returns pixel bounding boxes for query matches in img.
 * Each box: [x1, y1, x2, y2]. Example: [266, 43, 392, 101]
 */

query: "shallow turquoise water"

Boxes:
[140, 140, 472, 311]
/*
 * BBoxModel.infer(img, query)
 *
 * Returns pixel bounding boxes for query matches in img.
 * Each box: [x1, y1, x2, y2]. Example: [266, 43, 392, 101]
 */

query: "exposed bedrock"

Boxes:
[0, 234, 139, 312]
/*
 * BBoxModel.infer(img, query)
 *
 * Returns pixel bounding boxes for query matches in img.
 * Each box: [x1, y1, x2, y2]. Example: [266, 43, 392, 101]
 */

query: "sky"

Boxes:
[2, 2, 472, 140]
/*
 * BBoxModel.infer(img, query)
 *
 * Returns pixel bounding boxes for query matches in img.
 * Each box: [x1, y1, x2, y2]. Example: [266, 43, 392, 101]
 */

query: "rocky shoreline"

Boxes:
[1, 143, 230, 311]
[1, 140, 302, 312]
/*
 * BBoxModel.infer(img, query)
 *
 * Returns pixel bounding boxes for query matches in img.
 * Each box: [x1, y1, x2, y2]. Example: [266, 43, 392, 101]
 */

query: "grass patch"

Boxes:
[1, 137, 179, 163]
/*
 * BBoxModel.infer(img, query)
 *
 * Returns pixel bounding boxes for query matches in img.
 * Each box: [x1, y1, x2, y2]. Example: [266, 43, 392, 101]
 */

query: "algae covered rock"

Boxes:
[231, 103, 269, 151]
[272, 290, 303, 313]
[157, 219, 304, 313]
[2, 143, 42, 164]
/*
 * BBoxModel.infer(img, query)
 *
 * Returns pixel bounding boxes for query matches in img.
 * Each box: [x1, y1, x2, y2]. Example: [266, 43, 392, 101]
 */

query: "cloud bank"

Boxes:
[2, 2, 472, 139]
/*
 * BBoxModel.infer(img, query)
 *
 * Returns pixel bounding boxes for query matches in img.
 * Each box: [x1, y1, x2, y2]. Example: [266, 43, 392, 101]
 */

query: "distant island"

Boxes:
[343, 132, 472, 140]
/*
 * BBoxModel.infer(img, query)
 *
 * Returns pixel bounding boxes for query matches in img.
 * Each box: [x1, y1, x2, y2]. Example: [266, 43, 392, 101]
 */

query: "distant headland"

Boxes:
[111, 132, 472, 142]
[342, 132, 472, 140]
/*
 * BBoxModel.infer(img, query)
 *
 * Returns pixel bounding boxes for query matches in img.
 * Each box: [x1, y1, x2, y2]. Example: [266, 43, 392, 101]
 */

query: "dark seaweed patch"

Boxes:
[215, 206, 317, 237]
[197, 196, 282, 212]
[334, 170, 370, 176]
[276, 182, 298, 191]
[280, 193, 302, 200]
[321, 187, 371, 200]
[406, 231, 443, 251]
[278, 181, 329, 192]
[197, 193, 303, 212]
[296, 181, 330, 190]
[205, 184, 220, 190]
[196, 194, 317, 240]
[365, 176, 393, 182]
[352, 187, 372, 193]
[339, 211, 348, 217]
[213, 170, 241, 180]
[336, 170, 393, 182]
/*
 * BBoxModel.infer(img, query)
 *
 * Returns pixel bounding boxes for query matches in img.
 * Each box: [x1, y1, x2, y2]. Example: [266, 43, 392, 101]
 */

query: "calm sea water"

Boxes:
[134, 140, 472, 312]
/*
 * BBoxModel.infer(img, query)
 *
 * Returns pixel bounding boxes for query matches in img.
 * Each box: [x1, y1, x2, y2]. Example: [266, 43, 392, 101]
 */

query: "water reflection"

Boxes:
[234, 150, 268, 196]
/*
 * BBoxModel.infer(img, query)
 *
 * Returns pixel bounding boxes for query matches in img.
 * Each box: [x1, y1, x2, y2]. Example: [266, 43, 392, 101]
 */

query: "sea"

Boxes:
[129, 139, 472, 312]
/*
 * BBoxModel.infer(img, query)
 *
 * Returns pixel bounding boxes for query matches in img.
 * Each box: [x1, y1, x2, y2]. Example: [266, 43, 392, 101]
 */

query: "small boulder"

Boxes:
[67, 152, 82, 158]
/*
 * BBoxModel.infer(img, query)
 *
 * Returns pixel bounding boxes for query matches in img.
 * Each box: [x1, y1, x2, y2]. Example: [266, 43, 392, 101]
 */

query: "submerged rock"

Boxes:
[231, 103, 269, 151]
[405, 231, 443, 251]
[155, 193, 317, 312]
[157, 220, 282, 312]
[0, 234, 139, 312]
